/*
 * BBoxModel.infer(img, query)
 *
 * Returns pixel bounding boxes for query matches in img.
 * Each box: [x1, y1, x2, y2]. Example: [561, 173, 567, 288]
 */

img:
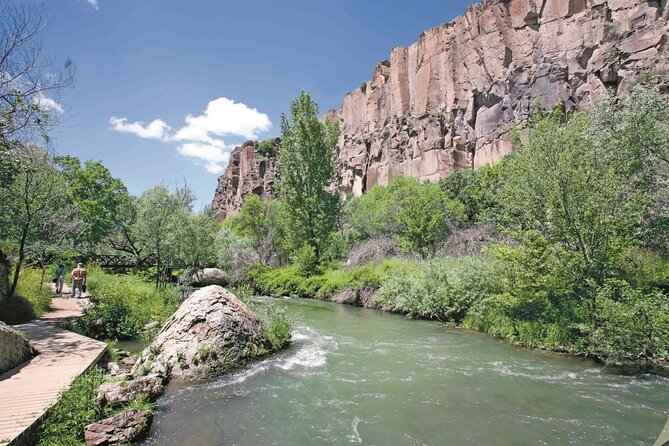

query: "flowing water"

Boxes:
[140, 297, 668, 446]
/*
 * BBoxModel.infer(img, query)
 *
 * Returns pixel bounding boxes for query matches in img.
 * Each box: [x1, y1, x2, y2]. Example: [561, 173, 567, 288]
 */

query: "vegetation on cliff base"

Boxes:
[231, 86, 669, 368]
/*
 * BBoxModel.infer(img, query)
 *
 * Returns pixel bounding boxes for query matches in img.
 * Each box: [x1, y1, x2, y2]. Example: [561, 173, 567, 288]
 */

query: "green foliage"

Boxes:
[439, 163, 506, 224]
[56, 155, 129, 248]
[38, 368, 107, 446]
[225, 195, 283, 265]
[591, 280, 669, 365]
[177, 208, 219, 267]
[343, 176, 465, 257]
[133, 185, 189, 269]
[291, 244, 317, 276]
[0, 267, 52, 324]
[257, 138, 277, 156]
[259, 304, 292, 351]
[249, 258, 415, 299]
[277, 91, 341, 261]
[216, 228, 258, 284]
[72, 268, 180, 340]
[374, 256, 502, 322]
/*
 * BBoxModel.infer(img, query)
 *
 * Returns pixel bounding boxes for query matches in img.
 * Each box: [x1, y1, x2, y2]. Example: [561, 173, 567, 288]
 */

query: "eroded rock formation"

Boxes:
[334, 0, 669, 194]
[212, 140, 278, 220]
[212, 0, 669, 212]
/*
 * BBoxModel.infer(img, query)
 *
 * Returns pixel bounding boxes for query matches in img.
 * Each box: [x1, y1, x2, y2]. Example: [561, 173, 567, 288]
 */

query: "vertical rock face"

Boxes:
[212, 0, 669, 213]
[334, 0, 669, 195]
[211, 140, 278, 220]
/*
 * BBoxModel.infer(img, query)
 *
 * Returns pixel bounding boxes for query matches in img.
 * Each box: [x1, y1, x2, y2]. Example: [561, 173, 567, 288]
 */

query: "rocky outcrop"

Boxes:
[212, 140, 278, 220]
[97, 374, 164, 406]
[191, 267, 227, 287]
[131, 285, 264, 380]
[333, 0, 669, 195]
[0, 321, 35, 374]
[211, 0, 669, 214]
[84, 409, 153, 446]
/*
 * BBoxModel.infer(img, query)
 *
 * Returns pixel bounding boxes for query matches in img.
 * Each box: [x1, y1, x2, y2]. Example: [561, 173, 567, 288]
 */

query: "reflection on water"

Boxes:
[140, 298, 669, 446]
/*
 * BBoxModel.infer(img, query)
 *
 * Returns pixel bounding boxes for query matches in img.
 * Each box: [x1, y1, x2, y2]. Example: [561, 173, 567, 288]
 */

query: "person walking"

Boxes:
[54, 264, 66, 294]
[70, 263, 87, 298]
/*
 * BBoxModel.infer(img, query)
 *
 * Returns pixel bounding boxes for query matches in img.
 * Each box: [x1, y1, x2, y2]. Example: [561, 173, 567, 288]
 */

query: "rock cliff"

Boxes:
[212, 140, 278, 220]
[212, 0, 669, 212]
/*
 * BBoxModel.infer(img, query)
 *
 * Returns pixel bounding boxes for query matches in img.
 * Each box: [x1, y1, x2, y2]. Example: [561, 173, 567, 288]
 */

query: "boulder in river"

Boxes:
[84, 409, 152, 446]
[132, 285, 264, 380]
[191, 268, 227, 287]
[0, 321, 36, 374]
[97, 374, 164, 406]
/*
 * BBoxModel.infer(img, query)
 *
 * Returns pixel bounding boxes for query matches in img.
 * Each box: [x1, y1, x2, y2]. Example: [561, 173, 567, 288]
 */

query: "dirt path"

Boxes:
[0, 294, 106, 446]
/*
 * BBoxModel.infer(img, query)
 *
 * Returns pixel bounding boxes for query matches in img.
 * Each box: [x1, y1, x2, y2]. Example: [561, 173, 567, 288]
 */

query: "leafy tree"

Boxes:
[0, 144, 76, 297]
[499, 90, 667, 340]
[276, 91, 340, 262]
[133, 185, 188, 286]
[178, 208, 219, 268]
[56, 155, 129, 248]
[216, 228, 258, 285]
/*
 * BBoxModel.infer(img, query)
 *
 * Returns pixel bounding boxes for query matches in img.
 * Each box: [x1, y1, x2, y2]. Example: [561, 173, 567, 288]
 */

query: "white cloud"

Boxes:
[35, 93, 63, 114]
[173, 97, 271, 142]
[109, 117, 171, 141]
[177, 142, 232, 175]
[81, 0, 99, 10]
[109, 97, 271, 175]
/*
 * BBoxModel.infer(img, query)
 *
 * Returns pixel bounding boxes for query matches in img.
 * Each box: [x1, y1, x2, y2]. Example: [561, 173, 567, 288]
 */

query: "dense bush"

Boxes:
[591, 280, 669, 365]
[374, 255, 502, 322]
[343, 176, 465, 258]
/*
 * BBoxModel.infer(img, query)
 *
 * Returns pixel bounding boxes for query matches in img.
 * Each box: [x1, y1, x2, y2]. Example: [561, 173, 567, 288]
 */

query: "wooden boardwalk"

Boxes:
[0, 296, 106, 446]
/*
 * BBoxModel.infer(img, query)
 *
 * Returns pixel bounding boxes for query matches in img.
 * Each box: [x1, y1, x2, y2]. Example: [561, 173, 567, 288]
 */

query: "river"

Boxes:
[140, 297, 668, 445]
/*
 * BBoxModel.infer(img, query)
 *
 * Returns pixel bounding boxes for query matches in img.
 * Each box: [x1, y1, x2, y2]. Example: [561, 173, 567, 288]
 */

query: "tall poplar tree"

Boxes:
[277, 91, 340, 261]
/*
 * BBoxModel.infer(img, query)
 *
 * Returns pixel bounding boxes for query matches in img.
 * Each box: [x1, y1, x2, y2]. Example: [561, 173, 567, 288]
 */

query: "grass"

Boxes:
[69, 267, 180, 341]
[37, 368, 107, 446]
[37, 367, 158, 446]
[0, 267, 52, 324]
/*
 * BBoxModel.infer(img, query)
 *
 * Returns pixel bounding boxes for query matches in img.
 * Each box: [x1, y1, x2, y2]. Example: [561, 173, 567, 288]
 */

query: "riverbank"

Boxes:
[247, 256, 669, 374]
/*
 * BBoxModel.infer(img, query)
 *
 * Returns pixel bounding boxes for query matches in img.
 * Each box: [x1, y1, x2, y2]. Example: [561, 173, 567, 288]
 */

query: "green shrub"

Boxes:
[291, 244, 317, 276]
[260, 304, 292, 351]
[38, 368, 107, 446]
[249, 258, 415, 299]
[591, 280, 669, 365]
[343, 176, 465, 257]
[374, 255, 502, 322]
[257, 139, 276, 156]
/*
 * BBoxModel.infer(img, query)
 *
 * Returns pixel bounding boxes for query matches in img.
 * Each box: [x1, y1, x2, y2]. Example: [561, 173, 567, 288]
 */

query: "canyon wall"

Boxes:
[213, 0, 669, 215]
[212, 141, 277, 220]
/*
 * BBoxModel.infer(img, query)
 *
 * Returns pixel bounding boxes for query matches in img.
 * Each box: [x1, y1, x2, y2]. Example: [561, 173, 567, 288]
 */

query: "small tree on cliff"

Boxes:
[277, 91, 340, 263]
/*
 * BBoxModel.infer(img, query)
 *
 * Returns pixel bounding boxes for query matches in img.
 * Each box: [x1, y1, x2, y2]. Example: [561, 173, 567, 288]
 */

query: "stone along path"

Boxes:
[0, 292, 106, 446]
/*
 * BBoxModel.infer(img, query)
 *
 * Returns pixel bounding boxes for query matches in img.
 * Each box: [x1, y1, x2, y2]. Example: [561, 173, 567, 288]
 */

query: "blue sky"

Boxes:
[41, 0, 474, 208]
